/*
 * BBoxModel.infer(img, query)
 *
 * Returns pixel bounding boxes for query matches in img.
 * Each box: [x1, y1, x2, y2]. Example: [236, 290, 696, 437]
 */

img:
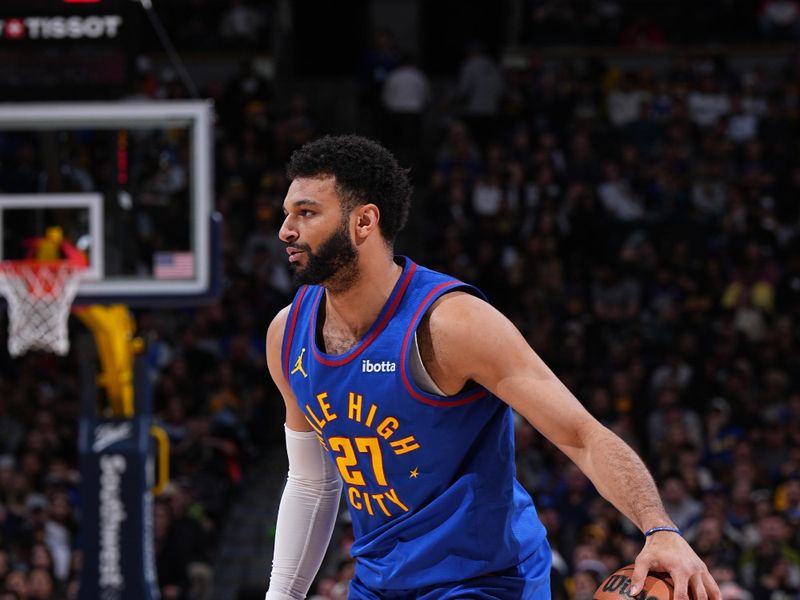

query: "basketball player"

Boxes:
[265, 135, 719, 600]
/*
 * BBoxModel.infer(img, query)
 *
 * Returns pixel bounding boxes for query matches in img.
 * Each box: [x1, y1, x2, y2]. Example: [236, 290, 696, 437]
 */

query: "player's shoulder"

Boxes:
[424, 288, 515, 347]
[427, 289, 491, 322]
[416, 290, 508, 388]
[266, 304, 292, 349]
[420, 290, 496, 349]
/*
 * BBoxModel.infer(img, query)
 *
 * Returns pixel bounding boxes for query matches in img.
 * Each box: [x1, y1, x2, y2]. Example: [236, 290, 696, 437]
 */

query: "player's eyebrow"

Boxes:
[284, 198, 323, 213]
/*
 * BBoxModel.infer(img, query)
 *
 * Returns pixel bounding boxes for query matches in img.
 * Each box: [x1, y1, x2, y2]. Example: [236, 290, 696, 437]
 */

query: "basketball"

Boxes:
[594, 565, 674, 600]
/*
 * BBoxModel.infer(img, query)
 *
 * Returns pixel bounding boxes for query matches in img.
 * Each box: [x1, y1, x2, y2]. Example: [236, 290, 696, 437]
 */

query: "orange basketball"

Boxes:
[594, 564, 674, 600]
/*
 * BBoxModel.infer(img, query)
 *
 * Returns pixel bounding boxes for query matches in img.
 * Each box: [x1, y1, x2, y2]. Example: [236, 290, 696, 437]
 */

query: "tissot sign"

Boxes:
[0, 15, 124, 40]
[0, 0, 136, 100]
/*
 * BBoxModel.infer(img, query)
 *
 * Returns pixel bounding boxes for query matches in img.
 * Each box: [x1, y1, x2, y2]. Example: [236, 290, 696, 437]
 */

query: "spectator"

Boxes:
[456, 42, 504, 148]
[274, 95, 317, 160]
[688, 76, 732, 129]
[381, 52, 430, 164]
[3, 570, 29, 599]
[660, 474, 703, 531]
[160, 482, 214, 600]
[687, 514, 742, 568]
[720, 581, 753, 600]
[434, 121, 483, 180]
[726, 95, 760, 144]
[219, 0, 268, 48]
[606, 71, 650, 128]
[758, 0, 800, 40]
[739, 513, 800, 590]
[43, 491, 74, 584]
[27, 567, 55, 600]
[571, 560, 607, 600]
[691, 160, 728, 221]
[704, 397, 746, 471]
[591, 263, 642, 323]
[722, 241, 780, 315]
[358, 29, 400, 135]
[596, 161, 645, 224]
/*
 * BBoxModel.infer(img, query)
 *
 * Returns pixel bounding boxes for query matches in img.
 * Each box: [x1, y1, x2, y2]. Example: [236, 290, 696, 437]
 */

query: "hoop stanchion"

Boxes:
[0, 260, 85, 356]
[74, 304, 144, 417]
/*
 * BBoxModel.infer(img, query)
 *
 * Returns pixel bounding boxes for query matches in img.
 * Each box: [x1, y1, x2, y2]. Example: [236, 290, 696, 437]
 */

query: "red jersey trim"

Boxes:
[282, 285, 309, 381]
[400, 282, 489, 407]
[310, 261, 418, 367]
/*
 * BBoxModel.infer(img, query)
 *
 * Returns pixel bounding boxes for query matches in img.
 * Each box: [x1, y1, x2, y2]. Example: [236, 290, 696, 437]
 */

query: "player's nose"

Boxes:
[279, 215, 298, 243]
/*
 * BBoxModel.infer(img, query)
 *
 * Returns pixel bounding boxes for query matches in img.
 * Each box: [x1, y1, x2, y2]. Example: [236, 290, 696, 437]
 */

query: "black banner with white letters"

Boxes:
[77, 353, 160, 600]
[0, 0, 138, 99]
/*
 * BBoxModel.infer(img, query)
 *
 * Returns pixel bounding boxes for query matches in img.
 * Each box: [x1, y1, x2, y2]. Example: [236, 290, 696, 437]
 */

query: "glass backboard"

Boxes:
[0, 101, 218, 306]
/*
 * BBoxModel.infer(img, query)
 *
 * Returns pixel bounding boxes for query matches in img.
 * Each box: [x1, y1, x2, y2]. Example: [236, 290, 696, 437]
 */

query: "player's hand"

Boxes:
[629, 532, 721, 600]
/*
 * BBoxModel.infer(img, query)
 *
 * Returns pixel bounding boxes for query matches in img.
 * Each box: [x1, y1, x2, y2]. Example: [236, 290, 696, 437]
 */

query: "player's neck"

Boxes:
[323, 251, 401, 337]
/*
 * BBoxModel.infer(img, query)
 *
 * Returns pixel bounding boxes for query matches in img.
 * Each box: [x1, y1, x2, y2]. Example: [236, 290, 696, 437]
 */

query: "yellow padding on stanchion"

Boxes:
[74, 304, 144, 417]
[149, 425, 170, 495]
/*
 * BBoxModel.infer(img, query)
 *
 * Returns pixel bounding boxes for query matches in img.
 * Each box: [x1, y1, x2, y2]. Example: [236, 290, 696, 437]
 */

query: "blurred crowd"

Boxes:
[517, 0, 798, 47]
[1, 8, 800, 600]
[137, 0, 800, 53]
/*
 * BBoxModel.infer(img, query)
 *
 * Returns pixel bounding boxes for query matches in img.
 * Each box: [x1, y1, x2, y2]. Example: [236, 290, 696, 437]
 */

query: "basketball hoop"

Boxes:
[0, 260, 86, 356]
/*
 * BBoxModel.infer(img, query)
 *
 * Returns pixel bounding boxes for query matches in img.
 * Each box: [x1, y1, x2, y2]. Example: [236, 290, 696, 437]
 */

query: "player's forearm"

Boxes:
[568, 424, 674, 532]
[266, 426, 343, 600]
[267, 472, 342, 599]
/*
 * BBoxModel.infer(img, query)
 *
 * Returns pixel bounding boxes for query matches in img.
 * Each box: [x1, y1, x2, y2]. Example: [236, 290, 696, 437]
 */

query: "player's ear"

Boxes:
[354, 204, 380, 241]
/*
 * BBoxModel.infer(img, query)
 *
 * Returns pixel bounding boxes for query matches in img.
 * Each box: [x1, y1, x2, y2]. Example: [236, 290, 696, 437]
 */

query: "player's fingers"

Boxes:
[628, 559, 650, 596]
[671, 570, 691, 600]
[689, 572, 709, 600]
[701, 569, 722, 600]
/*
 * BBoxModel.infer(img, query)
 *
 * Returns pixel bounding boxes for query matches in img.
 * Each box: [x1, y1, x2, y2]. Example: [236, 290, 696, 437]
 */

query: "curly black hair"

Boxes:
[286, 135, 412, 244]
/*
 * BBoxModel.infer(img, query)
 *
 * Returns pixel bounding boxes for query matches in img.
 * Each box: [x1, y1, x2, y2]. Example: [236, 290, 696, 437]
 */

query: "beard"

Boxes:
[288, 220, 359, 292]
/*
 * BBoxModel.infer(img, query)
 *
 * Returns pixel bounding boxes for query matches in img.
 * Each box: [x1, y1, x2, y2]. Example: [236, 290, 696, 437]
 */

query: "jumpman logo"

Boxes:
[291, 347, 308, 378]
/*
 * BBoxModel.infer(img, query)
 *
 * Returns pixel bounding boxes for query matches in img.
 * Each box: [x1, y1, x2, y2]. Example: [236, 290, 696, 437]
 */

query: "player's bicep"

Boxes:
[266, 305, 312, 432]
[430, 294, 596, 452]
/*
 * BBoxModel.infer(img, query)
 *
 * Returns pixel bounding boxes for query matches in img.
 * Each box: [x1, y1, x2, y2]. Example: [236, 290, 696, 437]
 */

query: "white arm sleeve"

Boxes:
[265, 425, 342, 600]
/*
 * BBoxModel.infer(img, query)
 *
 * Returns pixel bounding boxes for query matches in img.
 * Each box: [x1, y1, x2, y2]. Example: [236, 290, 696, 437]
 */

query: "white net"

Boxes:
[0, 261, 85, 356]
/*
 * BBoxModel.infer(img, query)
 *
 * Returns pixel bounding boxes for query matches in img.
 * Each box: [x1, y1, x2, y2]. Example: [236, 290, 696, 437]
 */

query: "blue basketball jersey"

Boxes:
[281, 257, 548, 590]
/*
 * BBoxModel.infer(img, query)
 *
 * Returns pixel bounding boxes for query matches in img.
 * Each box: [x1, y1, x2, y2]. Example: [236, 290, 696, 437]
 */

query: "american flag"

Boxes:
[153, 252, 195, 279]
